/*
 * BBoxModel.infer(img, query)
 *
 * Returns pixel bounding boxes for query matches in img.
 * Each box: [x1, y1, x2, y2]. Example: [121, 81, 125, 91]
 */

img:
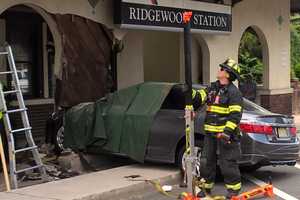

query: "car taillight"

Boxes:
[290, 127, 297, 136]
[240, 123, 273, 135]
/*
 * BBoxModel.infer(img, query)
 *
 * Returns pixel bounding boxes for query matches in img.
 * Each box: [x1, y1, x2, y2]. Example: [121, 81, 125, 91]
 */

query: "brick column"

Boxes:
[260, 93, 293, 115]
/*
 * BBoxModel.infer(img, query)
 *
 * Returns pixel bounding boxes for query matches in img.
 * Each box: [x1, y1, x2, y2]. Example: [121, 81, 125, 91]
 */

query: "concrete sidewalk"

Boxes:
[0, 164, 180, 200]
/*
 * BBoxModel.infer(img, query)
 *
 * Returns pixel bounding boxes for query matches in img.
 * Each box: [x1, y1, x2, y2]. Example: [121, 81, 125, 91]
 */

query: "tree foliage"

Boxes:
[238, 28, 263, 84]
[291, 14, 300, 79]
[239, 52, 263, 84]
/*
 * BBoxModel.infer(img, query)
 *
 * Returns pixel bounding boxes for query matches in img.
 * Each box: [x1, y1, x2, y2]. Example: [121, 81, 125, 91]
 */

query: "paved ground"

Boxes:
[2, 163, 300, 200]
[131, 164, 300, 200]
[0, 164, 180, 200]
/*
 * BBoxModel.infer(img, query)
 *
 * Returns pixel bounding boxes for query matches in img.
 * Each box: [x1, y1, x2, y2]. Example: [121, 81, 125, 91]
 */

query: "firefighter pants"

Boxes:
[200, 134, 242, 191]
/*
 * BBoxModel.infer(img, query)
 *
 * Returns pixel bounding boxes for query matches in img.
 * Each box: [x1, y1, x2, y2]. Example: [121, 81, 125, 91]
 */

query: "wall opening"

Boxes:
[238, 26, 269, 101]
[0, 5, 58, 146]
[0, 5, 56, 100]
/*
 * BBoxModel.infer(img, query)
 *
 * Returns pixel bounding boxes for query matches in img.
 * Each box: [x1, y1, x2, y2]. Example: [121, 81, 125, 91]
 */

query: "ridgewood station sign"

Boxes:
[114, 0, 232, 33]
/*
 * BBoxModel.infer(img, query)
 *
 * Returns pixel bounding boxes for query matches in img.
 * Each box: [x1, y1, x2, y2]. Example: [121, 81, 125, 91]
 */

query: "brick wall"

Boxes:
[260, 93, 293, 115]
[9, 103, 54, 148]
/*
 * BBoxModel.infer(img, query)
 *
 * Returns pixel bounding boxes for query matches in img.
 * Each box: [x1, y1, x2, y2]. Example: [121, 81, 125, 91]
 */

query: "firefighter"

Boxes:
[192, 58, 243, 199]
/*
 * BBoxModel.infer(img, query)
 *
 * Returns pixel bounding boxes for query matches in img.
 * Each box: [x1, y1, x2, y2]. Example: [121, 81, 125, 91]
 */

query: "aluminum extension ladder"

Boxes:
[0, 44, 46, 189]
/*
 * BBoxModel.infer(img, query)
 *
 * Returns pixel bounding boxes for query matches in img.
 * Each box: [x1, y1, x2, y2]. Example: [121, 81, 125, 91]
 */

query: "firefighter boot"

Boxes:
[226, 189, 240, 199]
[197, 189, 211, 198]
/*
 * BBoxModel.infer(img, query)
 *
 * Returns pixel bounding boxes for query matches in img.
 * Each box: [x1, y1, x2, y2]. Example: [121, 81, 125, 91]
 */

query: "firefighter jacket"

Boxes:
[192, 81, 243, 137]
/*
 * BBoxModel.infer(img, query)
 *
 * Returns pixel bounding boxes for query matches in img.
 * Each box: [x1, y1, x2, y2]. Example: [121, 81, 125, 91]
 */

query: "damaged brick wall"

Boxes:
[53, 14, 114, 107]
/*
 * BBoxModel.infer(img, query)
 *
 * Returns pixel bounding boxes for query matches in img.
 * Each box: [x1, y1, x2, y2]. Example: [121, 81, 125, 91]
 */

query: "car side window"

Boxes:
[161, 85, 185, 110]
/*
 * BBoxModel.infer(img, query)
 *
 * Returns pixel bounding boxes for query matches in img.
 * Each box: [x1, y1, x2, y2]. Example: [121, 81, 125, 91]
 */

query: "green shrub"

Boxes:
[239, 52, 263, 84]
[291, 24, 300, 71]
[239, 28, 263, 84]
[294, 63, 300, 80]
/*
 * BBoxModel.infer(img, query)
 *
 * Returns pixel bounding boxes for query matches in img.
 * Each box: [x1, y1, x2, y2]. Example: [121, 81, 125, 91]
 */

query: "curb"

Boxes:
[76, 171, 181, 200]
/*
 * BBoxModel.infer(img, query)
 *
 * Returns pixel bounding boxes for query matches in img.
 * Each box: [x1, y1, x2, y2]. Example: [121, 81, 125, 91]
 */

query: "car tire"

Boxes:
[176, 141, 202, 171]
[176, 144, 186, 171]
[54, 126, 65, 155]
[45, 109, 65, 155]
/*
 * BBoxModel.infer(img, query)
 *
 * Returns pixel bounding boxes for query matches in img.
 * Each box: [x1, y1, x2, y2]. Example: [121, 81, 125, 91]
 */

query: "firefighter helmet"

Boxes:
[219, 58, 241, 81]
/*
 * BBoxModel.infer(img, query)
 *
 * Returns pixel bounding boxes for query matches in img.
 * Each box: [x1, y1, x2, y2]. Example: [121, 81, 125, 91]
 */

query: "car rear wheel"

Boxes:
[176, 143, 202, 172]
[176, 144, 186, 170]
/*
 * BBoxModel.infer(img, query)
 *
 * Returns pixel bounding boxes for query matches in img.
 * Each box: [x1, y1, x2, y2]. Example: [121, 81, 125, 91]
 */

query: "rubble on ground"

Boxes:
[1, 144, 86, 192]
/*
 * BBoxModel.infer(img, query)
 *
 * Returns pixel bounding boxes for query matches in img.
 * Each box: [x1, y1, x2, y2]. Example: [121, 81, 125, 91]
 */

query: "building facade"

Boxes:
[0, 0, 294, 143]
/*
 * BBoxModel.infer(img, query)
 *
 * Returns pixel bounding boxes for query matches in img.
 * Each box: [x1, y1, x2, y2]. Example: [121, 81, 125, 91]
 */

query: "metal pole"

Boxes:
[183, 12, 195, 194]
[184, 20, 192, 105]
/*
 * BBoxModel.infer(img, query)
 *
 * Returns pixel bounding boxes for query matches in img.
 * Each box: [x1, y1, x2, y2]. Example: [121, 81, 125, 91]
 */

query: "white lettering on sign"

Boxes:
[169, 11, 176, 23]
[149, 9, 155, 21]
[208, 16, 213, 26]
[216, 16, 222, 27]
[156, 10, 161, 22]
[127, 7, 228, 29]
[141, 8, 147, 20]
[203, 16, 208, 26]
[136, 7, 140, 20]
[161, 10, 168, 22]
[192, 14, 227, 28]
[129, 7, 137, 20]
[221, 17, 227, 27]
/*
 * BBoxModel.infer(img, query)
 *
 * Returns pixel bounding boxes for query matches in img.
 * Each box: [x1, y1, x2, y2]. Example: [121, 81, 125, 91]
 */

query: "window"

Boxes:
[2, 6, 55, 100]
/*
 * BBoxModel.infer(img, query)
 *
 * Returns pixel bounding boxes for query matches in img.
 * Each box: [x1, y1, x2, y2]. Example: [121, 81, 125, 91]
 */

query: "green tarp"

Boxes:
[64, 82, 175, 162]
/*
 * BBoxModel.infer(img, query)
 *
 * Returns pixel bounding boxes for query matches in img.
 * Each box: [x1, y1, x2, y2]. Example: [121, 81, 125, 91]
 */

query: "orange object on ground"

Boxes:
[181, 192, 200, 200]
[183, 11, 193, 23]
[231, 184, 274, 200]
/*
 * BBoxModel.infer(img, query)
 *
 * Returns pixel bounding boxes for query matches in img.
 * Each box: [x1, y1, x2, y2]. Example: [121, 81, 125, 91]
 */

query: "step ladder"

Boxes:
[0, 44, 47, 189]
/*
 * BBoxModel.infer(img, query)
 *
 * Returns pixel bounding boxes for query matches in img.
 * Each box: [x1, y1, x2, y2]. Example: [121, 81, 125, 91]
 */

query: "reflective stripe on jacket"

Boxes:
[192, 81, 243, 135]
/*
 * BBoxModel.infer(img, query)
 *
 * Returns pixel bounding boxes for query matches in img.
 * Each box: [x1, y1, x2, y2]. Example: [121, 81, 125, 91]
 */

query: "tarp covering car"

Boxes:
[64, 82, 176, 162]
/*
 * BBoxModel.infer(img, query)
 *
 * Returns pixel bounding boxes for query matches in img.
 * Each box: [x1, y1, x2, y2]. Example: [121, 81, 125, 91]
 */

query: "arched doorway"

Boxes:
[192, 34, 210, 84]
[0, 5, 57, 99]
[0, 5, 58, 145]
[238, 26, 269, 102]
